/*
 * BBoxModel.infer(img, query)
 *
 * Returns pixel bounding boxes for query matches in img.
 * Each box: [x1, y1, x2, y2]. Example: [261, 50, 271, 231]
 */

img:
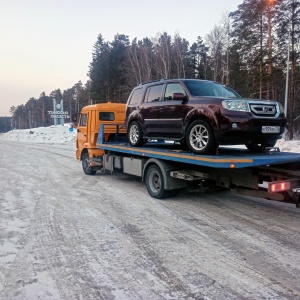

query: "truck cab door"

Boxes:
[77, 112, 88, 152]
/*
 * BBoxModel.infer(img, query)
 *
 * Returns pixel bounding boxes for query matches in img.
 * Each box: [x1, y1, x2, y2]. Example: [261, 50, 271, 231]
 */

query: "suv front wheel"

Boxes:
[128, 121, 144, 147]
[186, 120, 218, 154]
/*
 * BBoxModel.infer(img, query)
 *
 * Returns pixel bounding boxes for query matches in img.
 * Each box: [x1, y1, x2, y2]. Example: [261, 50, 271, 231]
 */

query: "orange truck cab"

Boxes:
[75, 102, 126, 174]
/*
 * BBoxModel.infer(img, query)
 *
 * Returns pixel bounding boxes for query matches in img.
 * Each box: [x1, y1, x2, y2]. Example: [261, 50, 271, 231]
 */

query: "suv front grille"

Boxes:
[249, 103, 277, 117]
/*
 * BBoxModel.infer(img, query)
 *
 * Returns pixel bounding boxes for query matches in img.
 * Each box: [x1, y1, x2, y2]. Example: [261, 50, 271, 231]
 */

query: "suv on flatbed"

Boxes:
[125, 79, 287, 154]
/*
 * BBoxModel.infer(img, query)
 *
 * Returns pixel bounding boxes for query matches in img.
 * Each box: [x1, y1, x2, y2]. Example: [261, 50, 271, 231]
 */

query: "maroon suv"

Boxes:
[125, 79, 287, 154]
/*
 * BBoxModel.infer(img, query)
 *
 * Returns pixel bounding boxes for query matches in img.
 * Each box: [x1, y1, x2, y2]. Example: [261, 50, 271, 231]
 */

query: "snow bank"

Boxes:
[0, 125, 77, 144]
[275, 138, 300, 153]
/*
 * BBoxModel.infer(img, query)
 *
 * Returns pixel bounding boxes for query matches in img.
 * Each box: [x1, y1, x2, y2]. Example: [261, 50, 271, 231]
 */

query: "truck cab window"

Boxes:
[100, 112, 115, 121]
[79, 113, 87, 126]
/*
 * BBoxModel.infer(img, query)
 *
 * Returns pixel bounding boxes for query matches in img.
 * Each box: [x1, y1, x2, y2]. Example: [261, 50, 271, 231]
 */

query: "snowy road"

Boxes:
[0, 140, 300, 299]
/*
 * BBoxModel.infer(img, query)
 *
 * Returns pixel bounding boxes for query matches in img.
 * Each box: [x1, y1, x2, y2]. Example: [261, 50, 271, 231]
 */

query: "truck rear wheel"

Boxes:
[82, 152, 96, 175]
[145, 165, 169, 199]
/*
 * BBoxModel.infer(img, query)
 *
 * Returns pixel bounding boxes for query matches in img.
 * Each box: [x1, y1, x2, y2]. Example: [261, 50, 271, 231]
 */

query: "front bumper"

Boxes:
[215, 117, 287, 145]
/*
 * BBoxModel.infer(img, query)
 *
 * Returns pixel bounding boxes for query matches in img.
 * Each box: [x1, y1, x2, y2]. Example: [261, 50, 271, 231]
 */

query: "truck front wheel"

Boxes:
[82, 152, 96, 175]
[145, 165, 168, 199]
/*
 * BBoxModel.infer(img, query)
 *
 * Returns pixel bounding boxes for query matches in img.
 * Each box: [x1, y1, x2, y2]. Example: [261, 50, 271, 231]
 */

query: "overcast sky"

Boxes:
[0, 0, 242, 116]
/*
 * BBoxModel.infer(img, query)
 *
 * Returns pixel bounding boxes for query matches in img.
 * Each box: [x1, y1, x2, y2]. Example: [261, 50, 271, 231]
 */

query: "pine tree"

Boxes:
[108, 34, 130, 102]
[189, 37, 209, 79]
[172, 34, 189, 78]
[230, 0, 269, 99]
[276, 0, 300, 138]
[89, 34, 111, 101]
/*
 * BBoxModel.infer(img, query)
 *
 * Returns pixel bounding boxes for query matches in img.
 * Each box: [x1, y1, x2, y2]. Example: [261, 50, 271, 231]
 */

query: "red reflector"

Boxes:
[269, 182, 291, 192]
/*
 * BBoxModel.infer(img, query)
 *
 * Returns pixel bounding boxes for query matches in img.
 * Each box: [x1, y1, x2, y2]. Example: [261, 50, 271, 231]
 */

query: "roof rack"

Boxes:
[139, 78, 168, 86]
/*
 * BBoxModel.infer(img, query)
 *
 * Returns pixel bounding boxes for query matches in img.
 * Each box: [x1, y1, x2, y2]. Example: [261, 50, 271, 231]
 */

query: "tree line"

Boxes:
[0, 117, 11, 133]
[9, 0, 300, 139]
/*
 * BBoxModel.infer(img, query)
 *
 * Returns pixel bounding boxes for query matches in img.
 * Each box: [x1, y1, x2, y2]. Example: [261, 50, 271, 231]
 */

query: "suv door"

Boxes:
[140, 84, 164, 137]
[158, 82, 189, 138]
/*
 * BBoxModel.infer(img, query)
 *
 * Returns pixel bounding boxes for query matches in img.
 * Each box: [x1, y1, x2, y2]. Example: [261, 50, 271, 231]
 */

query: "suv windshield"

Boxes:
[184, 80, 241, 98]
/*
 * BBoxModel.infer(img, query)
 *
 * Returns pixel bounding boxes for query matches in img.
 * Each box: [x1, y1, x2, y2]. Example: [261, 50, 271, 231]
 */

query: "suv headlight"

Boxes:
[222, 100, 249, 112]
[278, 102, 284, 115]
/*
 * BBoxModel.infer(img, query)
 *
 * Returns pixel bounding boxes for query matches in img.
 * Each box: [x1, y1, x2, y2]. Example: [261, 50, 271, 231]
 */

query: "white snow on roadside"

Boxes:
[275, 138, 300, 153]
[0, 125, 299, 153]
[0, 125, 77, 144]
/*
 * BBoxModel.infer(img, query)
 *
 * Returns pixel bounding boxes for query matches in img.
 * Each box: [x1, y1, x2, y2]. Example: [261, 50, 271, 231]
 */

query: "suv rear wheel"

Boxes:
[186, 120, 218, 154]
[128, 121, 144, 147]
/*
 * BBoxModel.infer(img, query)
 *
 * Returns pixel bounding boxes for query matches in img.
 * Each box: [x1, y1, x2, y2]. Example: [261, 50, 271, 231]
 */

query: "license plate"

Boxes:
[262, 126, 280, 133]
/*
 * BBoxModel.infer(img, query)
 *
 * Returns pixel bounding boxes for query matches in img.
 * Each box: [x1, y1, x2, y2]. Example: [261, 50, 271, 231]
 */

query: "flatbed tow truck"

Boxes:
[93, 124, 300, 207]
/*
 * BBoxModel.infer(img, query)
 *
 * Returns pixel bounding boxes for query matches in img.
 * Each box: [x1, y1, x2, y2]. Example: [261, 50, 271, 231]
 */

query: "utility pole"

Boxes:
[284, 27, 291, 118]
[29, 111, 32, 131]
[266, 0, 273, 100]
[88, 80, 92, 105]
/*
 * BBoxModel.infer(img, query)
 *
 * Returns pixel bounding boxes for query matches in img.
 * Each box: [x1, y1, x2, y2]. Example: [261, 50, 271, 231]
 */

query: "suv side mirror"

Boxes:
[173, 93, 187, 101]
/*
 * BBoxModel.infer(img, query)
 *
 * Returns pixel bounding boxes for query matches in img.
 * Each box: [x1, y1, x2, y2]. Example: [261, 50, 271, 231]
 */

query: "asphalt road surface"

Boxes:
[0, 140, 300, 299]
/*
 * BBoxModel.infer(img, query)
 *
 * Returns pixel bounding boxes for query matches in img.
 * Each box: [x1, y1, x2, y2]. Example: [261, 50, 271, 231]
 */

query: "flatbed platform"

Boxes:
[96, 141, 300, 169]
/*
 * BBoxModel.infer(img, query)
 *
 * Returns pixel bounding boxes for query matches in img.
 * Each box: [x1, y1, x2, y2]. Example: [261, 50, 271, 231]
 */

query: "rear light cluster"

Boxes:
[268, 181, 291, 192]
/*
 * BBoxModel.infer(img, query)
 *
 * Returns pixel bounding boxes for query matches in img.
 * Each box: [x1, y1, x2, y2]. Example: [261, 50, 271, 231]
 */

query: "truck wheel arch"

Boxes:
[80, 148, 88, 161]
[143, 158, 187, 192]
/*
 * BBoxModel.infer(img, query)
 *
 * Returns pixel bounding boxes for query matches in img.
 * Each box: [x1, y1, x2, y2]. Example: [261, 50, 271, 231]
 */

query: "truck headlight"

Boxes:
[222, 100, 249, 112]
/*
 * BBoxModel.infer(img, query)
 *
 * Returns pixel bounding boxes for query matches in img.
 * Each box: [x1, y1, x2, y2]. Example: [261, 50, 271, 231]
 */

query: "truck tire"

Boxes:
[186, 120, 218, 154]
[145, 165, 169, 199]
[128, 121, 144, 147]
[82, 152, 96, 175]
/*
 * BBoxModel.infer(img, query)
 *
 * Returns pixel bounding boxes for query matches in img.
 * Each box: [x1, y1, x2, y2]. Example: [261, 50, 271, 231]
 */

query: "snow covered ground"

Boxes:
[1, 126, 300, 299]
[1, 125, 300, 153]
[0, 125, 77, 144]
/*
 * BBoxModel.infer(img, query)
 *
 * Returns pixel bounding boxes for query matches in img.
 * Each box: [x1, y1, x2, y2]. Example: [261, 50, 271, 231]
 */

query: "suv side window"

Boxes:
[164, 83, 186, 101]
[128, 88, 143, 105]
[145, 85, 164, 103]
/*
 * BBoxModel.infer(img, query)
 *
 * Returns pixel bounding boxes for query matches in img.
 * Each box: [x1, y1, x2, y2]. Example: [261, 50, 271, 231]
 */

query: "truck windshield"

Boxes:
[184, 80, 241, 98]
